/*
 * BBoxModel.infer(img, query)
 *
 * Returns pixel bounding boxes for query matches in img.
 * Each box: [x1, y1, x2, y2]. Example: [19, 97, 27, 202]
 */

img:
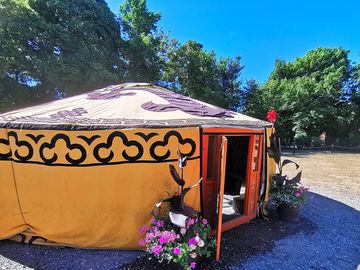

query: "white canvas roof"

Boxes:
[0, 83, 270, 130]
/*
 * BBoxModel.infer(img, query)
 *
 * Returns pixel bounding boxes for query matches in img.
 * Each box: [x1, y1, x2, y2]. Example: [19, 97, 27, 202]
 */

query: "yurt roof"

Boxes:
[0, 83, 270, 130]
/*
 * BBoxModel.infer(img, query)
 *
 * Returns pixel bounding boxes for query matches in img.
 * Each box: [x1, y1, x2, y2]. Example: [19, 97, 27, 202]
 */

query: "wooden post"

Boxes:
[292, 142, 296, 155]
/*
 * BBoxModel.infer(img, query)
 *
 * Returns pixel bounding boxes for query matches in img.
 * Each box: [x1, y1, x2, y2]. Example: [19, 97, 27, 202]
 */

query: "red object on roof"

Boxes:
[267, 109, 277, 123]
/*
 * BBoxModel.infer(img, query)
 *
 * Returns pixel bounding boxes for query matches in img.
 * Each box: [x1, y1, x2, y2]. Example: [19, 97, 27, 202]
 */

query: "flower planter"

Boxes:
[277, 204, 301, 222]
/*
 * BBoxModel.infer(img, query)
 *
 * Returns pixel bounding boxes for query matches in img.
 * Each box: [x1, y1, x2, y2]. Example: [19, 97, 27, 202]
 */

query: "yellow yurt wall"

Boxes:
[264, 128, 277, 202]
[0, 127, 201, 249]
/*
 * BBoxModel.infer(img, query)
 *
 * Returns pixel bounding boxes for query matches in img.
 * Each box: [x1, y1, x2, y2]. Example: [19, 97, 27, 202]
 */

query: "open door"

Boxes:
[201, 128, 264, 261]
[216, 136, 227, 261]
[201, 135, 222, 226]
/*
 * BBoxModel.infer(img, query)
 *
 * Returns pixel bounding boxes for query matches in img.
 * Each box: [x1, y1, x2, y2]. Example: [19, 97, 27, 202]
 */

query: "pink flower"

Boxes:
[156, 220, 164, 228]
[190, 262, 196, 269]
[187, 218, 195, 227]
[188, 237, 197, 246]
[152, 244, 162, 255]
[159, 235, 167, 244]
[202, 219, 208, 225]
[180, 228, 187, 235]
[145, 233, 155, 243]
[139, 225, 149, 234]
[138, 239, 145, 246]
[295, 192, 301, 197]
[190, 252, 197, 258]
[173, 247, 181, 255]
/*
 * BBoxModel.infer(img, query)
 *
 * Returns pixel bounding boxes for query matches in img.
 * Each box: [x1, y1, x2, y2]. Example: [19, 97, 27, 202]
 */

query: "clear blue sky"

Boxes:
[107, 0, 360, 82]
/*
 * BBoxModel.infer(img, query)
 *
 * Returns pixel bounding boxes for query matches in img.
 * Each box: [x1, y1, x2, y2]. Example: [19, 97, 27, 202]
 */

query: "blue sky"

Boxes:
[107, 0, 360, 82]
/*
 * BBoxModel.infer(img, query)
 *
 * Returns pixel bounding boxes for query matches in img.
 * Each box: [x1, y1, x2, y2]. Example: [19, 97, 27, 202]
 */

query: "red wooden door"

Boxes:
[201, 135, 222, 227]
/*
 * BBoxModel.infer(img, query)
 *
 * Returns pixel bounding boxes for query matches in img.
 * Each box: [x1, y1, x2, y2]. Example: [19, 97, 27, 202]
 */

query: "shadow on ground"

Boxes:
[0, 241, 143, 270]
[1, 192, 359, 270]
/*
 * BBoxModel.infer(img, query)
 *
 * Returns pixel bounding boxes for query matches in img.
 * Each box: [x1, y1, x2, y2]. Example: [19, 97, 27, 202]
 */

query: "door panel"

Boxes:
[201, 135, 221, 227]
[216, 136, 227, 262]
[245, 135, 263, 215]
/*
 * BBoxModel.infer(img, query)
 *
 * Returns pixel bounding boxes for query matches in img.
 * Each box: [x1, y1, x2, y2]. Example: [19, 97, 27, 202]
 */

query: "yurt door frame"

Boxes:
[201, 128, 264, 232]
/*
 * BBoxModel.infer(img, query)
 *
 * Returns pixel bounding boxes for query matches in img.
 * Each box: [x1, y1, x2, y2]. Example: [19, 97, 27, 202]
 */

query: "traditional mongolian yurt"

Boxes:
[0, 83, 275, 249]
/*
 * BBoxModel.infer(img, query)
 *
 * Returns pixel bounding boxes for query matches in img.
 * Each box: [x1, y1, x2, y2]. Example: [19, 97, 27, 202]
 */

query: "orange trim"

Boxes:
[254, 135, 264, 213]
[203, 127, 263, 134]
[244, 135, 254, 216]
[210, 213, 257, 235]
[216, 137, 227, 262]
[221, 213, 257, 232]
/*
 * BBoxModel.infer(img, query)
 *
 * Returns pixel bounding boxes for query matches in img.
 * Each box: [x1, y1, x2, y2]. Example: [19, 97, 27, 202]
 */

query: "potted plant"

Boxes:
[268, 131, 309, 222]
[266, 108, 309, 222]
[271, 160, 309, 222]
[139, 216, 215, 270]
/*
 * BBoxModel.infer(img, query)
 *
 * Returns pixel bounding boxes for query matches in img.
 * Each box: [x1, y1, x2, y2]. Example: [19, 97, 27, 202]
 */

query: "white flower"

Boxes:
[180, 228, 187, 235]
[198, 240, 204, 247]
[190, 244, 196, 250]
[190, 252, 197, 258]
[195, 236, 200, 242]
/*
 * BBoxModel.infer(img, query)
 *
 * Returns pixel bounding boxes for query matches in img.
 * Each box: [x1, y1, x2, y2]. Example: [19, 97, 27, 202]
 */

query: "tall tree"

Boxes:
[240, 79, 264, 116]
[119, 0, 163, 82]
[243, 48, 356, 142]
[217, 56, 244, 109]
[0, 0, 123, 112]
[161, 40, 243, 109]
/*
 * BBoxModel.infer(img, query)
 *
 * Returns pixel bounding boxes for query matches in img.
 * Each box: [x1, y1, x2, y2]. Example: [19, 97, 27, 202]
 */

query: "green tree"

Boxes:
[0, 0, 123, 112]
[161, 40, 243, 109]
[240, 79, 264, 116]
[119, 0, 163, 82]
[243, 48, 356, 143]
[217, 56, 244, 109]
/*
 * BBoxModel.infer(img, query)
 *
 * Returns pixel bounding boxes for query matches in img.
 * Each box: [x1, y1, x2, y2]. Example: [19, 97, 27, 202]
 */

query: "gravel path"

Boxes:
[1, 152, 359, 269]
[0, 243, 143, 270]
[240, 193, 360, 270]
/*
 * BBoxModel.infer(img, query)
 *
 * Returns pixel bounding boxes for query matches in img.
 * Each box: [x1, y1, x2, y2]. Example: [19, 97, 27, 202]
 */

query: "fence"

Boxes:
[282, 144, 360, 154]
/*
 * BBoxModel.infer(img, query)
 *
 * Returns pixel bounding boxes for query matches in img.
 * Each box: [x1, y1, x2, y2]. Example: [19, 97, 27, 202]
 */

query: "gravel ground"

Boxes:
[1, 152, 359, 269]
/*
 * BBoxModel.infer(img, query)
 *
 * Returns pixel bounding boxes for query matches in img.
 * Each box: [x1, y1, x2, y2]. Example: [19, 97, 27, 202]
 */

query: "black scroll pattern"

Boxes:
[0, 136, 12, 159]
[26, 134, 45, 143]
[7, 131, 34, 161]
[134, 132, 158, 142]
[93, 131, 144, 163]
[149, 130, 196, 162]
[78, 135, 101, 146]
[0, 130, 198, 165]
[39, 134, 87, 165]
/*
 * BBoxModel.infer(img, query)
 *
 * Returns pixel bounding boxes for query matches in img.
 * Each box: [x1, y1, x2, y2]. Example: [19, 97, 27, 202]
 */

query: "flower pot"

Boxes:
[277, 204, 301, 222]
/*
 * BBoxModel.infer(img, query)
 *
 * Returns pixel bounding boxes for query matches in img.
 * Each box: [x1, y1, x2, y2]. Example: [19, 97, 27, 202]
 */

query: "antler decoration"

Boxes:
[153, 146, 202, 226]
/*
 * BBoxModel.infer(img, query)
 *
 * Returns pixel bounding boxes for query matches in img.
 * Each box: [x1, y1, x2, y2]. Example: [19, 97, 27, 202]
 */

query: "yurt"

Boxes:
[0, 83, 275, 249]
